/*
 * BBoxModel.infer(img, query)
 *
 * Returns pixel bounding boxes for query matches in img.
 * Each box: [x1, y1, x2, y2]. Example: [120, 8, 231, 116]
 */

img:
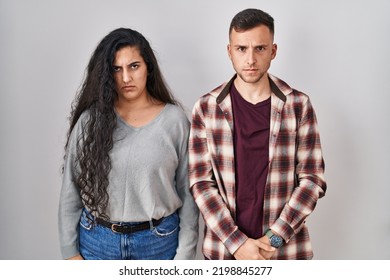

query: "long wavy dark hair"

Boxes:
[64, 28, 177, 220]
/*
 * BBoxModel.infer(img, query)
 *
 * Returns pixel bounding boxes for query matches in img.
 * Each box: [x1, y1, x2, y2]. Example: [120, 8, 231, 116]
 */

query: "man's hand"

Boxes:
[258, 235, 276, 259]
[233, 238, 275, 260]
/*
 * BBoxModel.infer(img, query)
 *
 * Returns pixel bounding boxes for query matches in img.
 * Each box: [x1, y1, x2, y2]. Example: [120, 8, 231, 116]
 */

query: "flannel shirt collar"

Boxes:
[216, 73, 291, 104]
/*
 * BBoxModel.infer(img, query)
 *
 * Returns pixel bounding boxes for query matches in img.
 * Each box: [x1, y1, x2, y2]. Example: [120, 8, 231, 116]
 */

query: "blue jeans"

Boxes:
[79, 209, 179, 260]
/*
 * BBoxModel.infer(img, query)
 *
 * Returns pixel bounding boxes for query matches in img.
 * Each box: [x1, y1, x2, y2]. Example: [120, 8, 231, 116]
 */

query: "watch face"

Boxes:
[270, 235, 283, 248]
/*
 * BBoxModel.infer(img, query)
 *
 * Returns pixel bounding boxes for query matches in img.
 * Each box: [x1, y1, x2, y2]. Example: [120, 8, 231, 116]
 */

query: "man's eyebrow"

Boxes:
[233, 43, 267, 47]
[232, 44, 247, 48]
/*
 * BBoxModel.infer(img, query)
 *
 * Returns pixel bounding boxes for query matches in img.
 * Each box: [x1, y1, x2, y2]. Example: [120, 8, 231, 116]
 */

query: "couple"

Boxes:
[59, 8, 327, 260]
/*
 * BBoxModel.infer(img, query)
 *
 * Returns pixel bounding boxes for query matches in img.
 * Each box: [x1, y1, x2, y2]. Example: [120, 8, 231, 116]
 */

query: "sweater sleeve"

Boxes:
[173, 112, 199, 260]
[58, 116, 84, 259]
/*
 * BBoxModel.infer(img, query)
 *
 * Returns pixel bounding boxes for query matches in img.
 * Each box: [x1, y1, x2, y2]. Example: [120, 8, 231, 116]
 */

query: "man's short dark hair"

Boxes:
[229, 8, 274, 36]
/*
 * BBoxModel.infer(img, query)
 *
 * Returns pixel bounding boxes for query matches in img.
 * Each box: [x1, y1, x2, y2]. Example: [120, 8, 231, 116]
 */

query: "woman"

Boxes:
[59, 28, 198, 260]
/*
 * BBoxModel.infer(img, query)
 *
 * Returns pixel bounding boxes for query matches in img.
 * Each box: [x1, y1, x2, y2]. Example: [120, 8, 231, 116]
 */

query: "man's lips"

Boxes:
[243, 69, 260, 75]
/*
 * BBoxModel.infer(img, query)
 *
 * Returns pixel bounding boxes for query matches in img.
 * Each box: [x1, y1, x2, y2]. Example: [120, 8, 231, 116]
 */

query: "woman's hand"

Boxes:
[66, 254, 84, 260]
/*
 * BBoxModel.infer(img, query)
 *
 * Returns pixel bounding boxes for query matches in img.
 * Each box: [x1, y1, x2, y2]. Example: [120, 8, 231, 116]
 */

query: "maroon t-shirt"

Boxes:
[230, 83, 271, 239]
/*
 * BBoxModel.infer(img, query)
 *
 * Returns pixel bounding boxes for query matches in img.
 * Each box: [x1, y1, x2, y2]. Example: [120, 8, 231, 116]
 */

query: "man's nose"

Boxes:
[247, 49, 257, 65]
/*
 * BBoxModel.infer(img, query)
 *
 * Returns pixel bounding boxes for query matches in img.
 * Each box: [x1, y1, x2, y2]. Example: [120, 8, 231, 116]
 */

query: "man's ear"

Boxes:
[271, 43, 277, 60]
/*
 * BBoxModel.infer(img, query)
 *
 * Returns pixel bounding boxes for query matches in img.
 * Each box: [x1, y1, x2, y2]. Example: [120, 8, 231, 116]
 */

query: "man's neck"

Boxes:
[234, 74, 271, 104]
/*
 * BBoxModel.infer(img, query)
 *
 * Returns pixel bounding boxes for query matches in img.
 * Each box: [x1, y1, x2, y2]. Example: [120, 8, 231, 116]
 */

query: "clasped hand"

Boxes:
[233, 236, 275, 260]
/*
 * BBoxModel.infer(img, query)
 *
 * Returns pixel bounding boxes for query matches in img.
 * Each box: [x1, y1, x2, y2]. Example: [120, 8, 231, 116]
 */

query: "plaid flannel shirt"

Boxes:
[189, 74, 326, 259]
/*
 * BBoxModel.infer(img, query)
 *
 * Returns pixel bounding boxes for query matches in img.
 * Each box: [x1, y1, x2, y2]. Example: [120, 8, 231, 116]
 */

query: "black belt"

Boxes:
[95, 217, 163, 234]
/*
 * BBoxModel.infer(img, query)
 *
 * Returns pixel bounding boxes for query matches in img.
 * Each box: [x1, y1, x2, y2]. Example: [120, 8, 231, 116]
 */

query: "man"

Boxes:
[188, 8, 326, 260]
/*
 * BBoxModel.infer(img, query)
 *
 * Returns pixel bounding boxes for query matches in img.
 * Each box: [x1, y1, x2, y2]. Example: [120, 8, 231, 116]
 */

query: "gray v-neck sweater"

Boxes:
[58, 104, 199, 259]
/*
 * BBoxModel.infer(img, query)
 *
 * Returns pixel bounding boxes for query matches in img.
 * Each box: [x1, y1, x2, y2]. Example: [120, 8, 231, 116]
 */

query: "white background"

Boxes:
[1, 0, 389, 259]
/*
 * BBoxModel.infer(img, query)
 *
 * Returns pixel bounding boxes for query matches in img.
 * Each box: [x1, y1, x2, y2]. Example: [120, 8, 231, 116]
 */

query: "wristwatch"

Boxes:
[265, 229, 283, 248]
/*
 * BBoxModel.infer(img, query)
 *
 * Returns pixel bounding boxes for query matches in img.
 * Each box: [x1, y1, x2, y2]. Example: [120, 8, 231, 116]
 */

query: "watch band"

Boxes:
[265, 229, 274, 239]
